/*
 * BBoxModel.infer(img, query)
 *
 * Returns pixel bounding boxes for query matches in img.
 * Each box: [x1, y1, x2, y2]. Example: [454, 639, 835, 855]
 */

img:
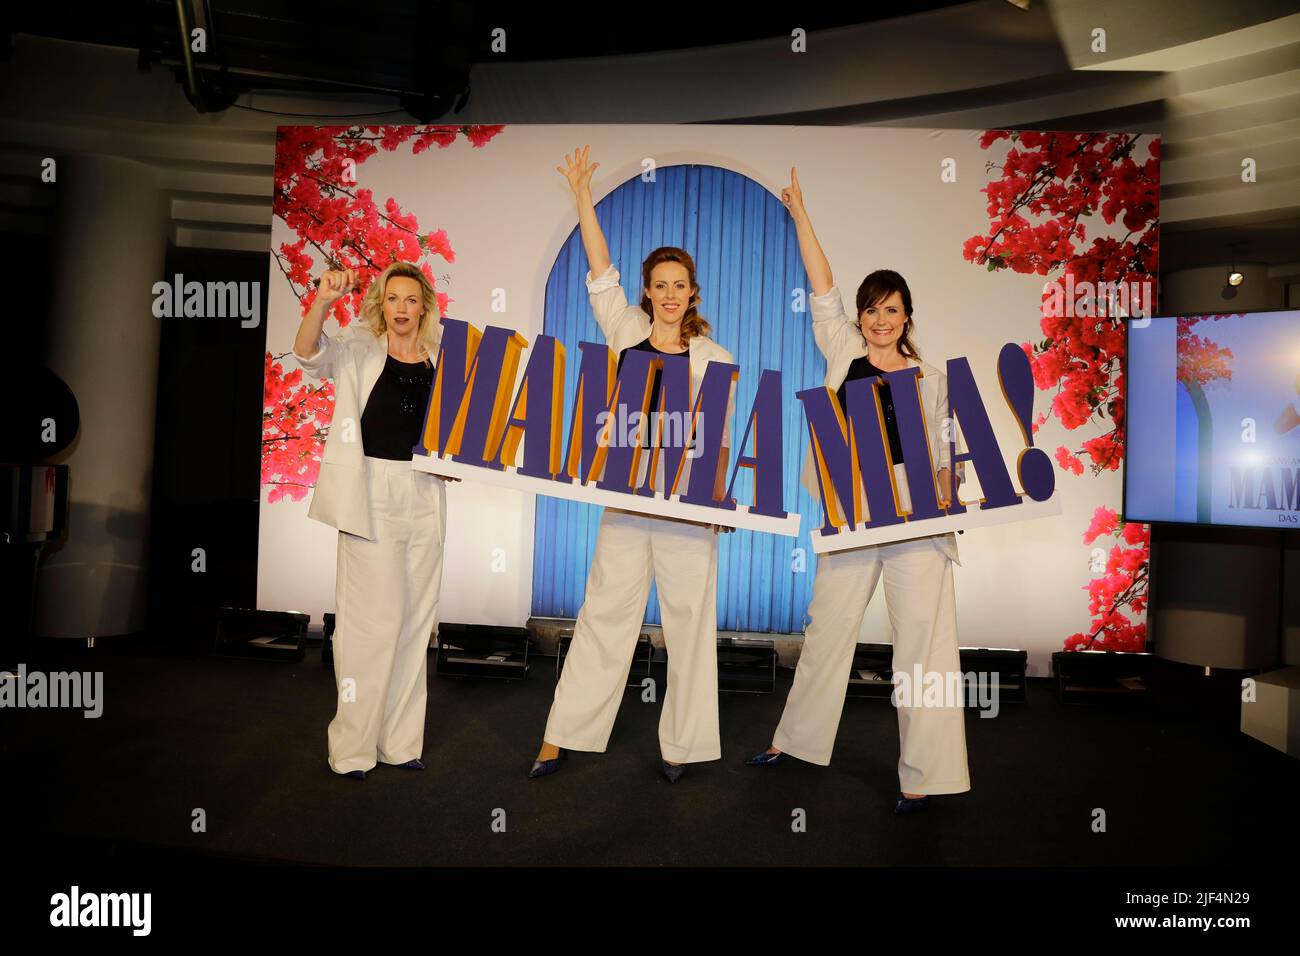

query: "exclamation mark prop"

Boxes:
[944, 355, 1019, 512]
[998, 342, 1055, 502]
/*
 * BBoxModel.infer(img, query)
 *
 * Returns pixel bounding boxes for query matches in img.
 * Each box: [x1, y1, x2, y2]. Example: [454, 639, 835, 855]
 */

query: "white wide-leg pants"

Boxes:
[327, 456, 447, 774]
[773, 536, 971, 795]
[543, 508, 721, 764]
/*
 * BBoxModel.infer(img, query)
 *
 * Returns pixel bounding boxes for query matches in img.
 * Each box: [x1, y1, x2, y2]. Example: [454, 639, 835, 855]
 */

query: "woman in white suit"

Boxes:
[747, 169, 971, 814]
[530, 146, 735, 783]
[292, 261, 457, 781]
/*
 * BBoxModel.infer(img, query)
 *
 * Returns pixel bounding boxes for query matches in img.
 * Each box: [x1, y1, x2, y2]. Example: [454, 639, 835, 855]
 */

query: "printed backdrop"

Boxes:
[258, 124, 1159, 675]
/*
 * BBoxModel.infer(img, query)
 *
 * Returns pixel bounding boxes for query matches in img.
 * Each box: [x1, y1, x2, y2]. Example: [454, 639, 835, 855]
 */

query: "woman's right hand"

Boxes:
[557, 145, 600, 197]
[782, 166, 833, 296]
[780, 167, 807, 219]
[559, 146, 612, 277]
[316, 268, 358, 308]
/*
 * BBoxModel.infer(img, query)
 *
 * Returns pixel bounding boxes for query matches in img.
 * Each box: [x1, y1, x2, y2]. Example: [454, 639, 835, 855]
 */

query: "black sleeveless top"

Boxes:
[837, 356, 905, 464]
[615, 336, 688, 448]
[361, 353, 435, 460]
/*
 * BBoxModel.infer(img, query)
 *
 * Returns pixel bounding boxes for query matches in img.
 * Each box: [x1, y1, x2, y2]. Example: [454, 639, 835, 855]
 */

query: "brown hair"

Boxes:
[855, 269, 920, 361]
[638, 246, 711, 345]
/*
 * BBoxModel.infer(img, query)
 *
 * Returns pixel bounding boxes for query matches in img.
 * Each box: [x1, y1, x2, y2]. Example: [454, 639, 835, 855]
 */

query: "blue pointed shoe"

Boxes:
[660, 758, 687, 783]
[745, 748, 787, 767]
[396, 758, 425, 770]
[894, 793, 931, 814]
[345, 770, 366, 781]
[528, 749, 567, 779]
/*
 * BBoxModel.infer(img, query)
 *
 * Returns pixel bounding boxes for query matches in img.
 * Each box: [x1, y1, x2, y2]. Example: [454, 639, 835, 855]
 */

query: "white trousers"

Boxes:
[543, 508, 721, 763]
[327, 456, 447, 774]
[773, 536, 971, 795]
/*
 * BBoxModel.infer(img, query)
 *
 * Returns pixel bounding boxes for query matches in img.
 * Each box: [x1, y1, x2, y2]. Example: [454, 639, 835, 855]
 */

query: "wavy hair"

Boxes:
[357, 261, 441, 363]
[638, 246, 711, 345]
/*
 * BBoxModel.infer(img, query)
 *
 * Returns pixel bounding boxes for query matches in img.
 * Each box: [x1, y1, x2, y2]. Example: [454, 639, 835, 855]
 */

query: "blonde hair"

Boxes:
[357, 262, 441, 362]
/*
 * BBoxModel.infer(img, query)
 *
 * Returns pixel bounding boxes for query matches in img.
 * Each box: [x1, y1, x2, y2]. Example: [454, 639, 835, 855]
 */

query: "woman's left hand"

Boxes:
[936, 467, 953, 508]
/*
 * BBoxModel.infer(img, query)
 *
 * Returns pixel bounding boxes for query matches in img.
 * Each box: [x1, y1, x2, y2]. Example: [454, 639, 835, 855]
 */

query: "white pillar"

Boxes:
[36, 155, 168, 640]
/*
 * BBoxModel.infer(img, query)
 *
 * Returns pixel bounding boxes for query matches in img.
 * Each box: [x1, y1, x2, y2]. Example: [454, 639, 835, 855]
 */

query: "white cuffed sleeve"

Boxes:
[585, 264, 642, 345]
[716, 346, 736, 450]
[931, 369, 955, 477]
[808, 285, 864, 363]
[293, 329, 341, 380]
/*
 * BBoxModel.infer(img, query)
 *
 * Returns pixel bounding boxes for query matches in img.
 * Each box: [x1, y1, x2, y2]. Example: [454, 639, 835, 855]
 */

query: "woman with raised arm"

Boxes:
[292, 261, 458, 782]
[745, 168, 970, 814]
[529, 146, 735, 784]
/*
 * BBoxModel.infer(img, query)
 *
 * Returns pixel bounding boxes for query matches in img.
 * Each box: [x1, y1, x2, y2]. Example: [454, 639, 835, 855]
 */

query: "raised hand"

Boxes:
[556, 145, 600, 197]
[780, 167, 806, 218]
[316, 268, 358, 306]
[558, 145, 612, 277]
[782, 166, 833, 296]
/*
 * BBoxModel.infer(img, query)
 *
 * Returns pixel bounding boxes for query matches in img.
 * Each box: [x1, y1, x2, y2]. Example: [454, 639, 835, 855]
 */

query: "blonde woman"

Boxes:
[293, 261, 458, 781]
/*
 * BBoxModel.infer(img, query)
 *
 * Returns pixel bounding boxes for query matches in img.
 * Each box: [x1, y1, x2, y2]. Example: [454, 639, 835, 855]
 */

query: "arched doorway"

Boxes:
[532, 163, 823, 632]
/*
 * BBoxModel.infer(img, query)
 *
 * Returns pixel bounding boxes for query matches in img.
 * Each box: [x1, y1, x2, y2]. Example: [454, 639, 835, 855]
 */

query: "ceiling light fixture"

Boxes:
[1227, 243, 1245, 287]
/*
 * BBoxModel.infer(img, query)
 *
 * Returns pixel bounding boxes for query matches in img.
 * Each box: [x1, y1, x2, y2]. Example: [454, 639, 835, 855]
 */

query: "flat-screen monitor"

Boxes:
[1125, 308, 1300, 528]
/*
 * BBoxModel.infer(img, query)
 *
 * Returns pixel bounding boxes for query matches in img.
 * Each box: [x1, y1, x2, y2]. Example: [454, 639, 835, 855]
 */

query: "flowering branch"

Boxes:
[261, 123, 505, 503]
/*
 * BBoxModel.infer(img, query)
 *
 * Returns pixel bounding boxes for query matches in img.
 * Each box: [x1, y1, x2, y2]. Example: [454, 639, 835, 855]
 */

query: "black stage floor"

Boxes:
[7, 646, 1299, 866]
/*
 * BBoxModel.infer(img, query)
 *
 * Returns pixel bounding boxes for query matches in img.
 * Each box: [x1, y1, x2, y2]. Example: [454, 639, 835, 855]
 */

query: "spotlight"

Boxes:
[1226, 242, 1245, 288]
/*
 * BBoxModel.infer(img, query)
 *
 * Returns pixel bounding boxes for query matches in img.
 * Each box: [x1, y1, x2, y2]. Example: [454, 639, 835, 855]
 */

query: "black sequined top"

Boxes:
[361, 353, 435, 460]
[837, 356, 905, 464]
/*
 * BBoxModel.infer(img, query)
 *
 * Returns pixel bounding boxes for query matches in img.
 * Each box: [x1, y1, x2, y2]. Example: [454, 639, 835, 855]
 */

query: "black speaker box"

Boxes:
[214, 608, 308, 662]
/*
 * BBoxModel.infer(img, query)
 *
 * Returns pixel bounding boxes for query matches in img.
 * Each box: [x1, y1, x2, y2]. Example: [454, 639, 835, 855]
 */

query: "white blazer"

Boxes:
[799, 286, 960, 565]
[293, 321, 443, 541]
[585, 265, 736, 492]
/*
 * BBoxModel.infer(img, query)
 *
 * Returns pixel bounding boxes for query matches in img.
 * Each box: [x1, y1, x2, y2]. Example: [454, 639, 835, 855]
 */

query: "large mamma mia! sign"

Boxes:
[412, 318, 1060, 551]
